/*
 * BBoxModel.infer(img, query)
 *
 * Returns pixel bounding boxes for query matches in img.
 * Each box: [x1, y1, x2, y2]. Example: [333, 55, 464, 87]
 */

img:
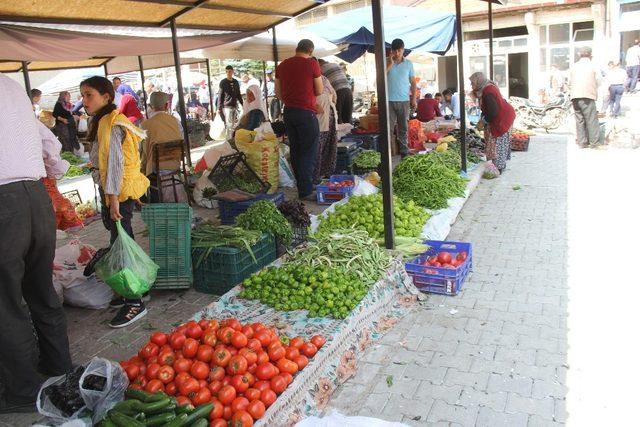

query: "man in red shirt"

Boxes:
[275, 39, 323, 199]
[416, 93, 442, 122]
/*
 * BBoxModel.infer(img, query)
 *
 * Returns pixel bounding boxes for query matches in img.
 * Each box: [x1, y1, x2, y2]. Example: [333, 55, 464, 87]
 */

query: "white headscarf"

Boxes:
[241, 85, 268, 122]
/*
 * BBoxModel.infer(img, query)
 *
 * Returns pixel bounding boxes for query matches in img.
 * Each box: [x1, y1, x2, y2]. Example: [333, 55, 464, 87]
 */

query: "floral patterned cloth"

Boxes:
[484, 127, 512, 172]
[193, 257, 421, 426]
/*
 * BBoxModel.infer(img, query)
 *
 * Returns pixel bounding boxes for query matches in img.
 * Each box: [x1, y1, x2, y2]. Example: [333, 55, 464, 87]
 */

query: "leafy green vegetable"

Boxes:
[61, 152, 84, 165]
[236, 200, 293, 245]
[352, 150, 381, 169]
[64, 165, 88, 178]
[393, 155, 467, 210]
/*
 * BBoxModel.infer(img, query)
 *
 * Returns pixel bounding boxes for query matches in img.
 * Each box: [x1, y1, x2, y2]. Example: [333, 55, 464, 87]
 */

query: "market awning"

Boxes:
[193, 31, 340, 62]
[0, 0, 330, 32]
[307, 5, 456, 62]
[0, 24, 258, 63]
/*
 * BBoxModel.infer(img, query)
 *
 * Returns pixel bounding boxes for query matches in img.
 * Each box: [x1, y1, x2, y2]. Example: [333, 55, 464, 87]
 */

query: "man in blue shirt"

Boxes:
[386, 38, 417, 157]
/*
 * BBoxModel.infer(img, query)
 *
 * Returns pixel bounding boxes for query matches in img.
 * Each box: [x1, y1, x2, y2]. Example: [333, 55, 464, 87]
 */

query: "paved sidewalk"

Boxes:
[328, 136, 570, 426]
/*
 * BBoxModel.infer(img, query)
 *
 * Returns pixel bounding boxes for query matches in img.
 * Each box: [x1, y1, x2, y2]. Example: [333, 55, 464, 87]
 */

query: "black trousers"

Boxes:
[335, 88, 353, 124]
[572, 98, 600, 146]
[283, 107, 320, 198]
[99, 188, 135, 245]
[0, 180, 72, 401]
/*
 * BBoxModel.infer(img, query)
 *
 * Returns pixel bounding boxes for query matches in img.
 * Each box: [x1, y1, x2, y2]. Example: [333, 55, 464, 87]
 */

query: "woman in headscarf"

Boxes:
[313, 74, 338, 183]
[235, 84, 267, 132]
[53, 91, 80, 152]
[119, 93, 144, 126]
[470, 72, 516, 174]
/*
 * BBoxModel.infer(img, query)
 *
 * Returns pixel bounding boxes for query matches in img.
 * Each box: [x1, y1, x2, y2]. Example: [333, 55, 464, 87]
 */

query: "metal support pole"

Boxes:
[138, 56, 149, 118]
[371, 0, 394, 250]
[455, 0, 467, 172]
[206, 59, 214, 118]
[170, 18, 192, 167]
[488, 0, 494, 81]
[271, 27, 279, 64]
[21, 61, 32, 97]
[262, 60, 269, 116]
[103, 63, 108, 78]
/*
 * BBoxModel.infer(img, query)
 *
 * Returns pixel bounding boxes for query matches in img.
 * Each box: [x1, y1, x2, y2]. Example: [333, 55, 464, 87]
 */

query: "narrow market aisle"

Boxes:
[327, 134, 573, 426]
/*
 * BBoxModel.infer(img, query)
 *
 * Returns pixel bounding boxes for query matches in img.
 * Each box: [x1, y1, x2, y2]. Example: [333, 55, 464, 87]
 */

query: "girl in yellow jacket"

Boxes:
[80, 76, 150, 328]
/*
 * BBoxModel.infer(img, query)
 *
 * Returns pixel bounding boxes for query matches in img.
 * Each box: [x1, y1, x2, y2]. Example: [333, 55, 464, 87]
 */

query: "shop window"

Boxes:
[549, 23, 570, 44]
[494, 55, 507, 88]
[514, 38, 527, 47]
[540, 48, 547, 72]
[539, 26, 547, 44]
[550, 47, 570, 70]
[499, 40, 512, 48]
[470, 56, 487, 76]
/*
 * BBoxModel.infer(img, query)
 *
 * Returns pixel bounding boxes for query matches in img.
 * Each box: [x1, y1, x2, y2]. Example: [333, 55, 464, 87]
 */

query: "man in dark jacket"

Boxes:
[217, 65, 244, 142]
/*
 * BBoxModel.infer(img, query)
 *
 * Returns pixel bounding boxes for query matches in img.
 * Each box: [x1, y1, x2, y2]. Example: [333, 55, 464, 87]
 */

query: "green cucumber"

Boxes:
[144, 412, 176, 426]
[109, 411, 146, 427]
[175, 404, 195, 415]
[100, 418, 117, 427]
[183, 403, 214, 425]
[112, 399, 144, 415]
[134, 412, 146, 422]
[139, 397, 172, 414]
[125, 388, 167, 402]
[163, 413, 188, 427]
[190, 419, 209, 427]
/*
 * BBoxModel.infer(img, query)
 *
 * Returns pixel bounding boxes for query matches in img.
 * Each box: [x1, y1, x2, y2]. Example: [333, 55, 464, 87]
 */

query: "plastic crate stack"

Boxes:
[335, 140, 362, 174]
[405, 240, 473, 296]
[218, 191, 285, 225]
[341, 133, 379, 150]
[141, 203, 193, 289]
[193, 233, 277, 295]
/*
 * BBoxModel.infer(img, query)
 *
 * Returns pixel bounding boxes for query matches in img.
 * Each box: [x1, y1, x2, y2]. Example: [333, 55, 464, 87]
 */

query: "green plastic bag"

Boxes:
[95, 221, 159, 299]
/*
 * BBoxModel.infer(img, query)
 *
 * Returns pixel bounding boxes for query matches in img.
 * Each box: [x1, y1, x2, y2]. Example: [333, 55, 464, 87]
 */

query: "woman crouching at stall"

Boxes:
[80, 76, 150, 328]
[470, 72, 516, 174]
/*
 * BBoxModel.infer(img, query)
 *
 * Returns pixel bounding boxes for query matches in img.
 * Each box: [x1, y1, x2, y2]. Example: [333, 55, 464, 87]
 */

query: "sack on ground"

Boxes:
[79, 358, 128, 424]
[235, 128, 279, 193]
[63, 275, 113, 310]
[95, 221, 158, 299]
[278, 143, 296, 188]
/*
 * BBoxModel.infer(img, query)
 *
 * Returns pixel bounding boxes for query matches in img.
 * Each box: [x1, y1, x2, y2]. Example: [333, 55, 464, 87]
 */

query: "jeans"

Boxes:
[223, 106, 239, 142]
[0, 180, 72, 401]
[608, 84, 624, 117]
[572, 98, 600, 146]
[335, 88, 353, 124]
[626, 65, 640, 92]
[283, 107, 320, 198]
[388, 101, 410, 155]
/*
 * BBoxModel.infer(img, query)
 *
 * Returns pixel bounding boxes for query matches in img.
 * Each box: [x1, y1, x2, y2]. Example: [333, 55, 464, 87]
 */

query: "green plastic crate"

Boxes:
[193, 234, 276, 295]
[141, 203, 193, 289]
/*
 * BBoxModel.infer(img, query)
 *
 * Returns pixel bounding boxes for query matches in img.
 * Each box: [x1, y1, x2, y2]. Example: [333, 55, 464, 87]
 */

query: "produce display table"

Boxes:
[193, 258, 420, 426]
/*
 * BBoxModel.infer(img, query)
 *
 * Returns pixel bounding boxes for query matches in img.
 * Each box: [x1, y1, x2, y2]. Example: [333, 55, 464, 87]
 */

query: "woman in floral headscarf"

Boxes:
[470, 71, 515, 174]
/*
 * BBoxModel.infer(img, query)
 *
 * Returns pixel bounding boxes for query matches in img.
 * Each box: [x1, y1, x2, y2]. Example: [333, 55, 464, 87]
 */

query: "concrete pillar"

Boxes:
[525, 12, 542, 102]
[591, 1, 608, 65]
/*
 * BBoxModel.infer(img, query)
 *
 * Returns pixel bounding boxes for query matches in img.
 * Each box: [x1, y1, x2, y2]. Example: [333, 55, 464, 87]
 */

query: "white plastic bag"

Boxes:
[79, 358, 129, 424]
[296, 410, 409, 427]
[351, 176, 379, 196]
[63, 275, 113, 310]
[209, 115, 225, 141]
[278, 143, 296, 188]
[37, 368, 89, 423]
[77, 118, 88, 133]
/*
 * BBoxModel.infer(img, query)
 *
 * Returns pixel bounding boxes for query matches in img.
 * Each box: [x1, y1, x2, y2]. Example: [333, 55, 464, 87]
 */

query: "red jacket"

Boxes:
[416, 98, 441, 122]
[481, 84, 515, 137]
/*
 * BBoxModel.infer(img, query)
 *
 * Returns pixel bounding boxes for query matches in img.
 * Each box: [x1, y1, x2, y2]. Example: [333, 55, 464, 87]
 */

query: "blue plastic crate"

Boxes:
[316, 175, 355, 204]
[219, 192, 285, 225]
[342, 133, 379, 150]
[335, 147, 362, 174]
[405, 240, 473, 296]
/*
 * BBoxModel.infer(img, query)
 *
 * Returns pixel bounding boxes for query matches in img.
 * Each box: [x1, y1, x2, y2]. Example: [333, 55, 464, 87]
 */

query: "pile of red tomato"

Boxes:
[120, 318, 326, 426]
[422, 251, 468, 269]
[326, 179, 354, 190]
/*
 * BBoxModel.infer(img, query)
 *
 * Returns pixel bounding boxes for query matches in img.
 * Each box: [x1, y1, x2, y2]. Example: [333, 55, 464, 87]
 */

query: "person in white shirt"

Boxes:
[0, 73, 73, 414]
[625, 39, 640, 93]
[569, 47, 601, 147]
[606, 61, 628, 117]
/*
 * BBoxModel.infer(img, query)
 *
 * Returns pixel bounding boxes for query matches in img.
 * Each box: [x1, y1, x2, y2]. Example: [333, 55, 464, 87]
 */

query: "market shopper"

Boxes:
[625, 39, 640, 93]
[314, 74, 338, 183]
[140, 91, 183, 178]
[53, 91, 80, 152]
[606, 60, 627, 118]
[119, 93, 144, 125]
[81, 76, 150, 328]
[470, 72, 516, 174]
[441, 88, 460, 120]
[218, 65, 244, 143]
[0, 73, 73, 414]
[276, 39, 323, 199]
[319, 58, 353, 124]
[113, 76, 140, 103]
[31, 88, 42, 117]
[569, 47, 601, 148]
[386, 38, 417, 158]
[235, 85, 267, 132]
[416, 93, 442, 122]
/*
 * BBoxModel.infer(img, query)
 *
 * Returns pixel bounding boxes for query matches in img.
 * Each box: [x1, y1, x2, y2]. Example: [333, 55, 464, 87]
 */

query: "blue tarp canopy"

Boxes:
[308, 6, 456, 63]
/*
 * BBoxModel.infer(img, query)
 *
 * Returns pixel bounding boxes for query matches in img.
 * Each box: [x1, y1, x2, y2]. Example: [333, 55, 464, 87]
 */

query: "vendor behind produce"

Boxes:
[416, 93, 442, 123]
[82, 76, 150, 328]
[0, 73, 73, 414]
